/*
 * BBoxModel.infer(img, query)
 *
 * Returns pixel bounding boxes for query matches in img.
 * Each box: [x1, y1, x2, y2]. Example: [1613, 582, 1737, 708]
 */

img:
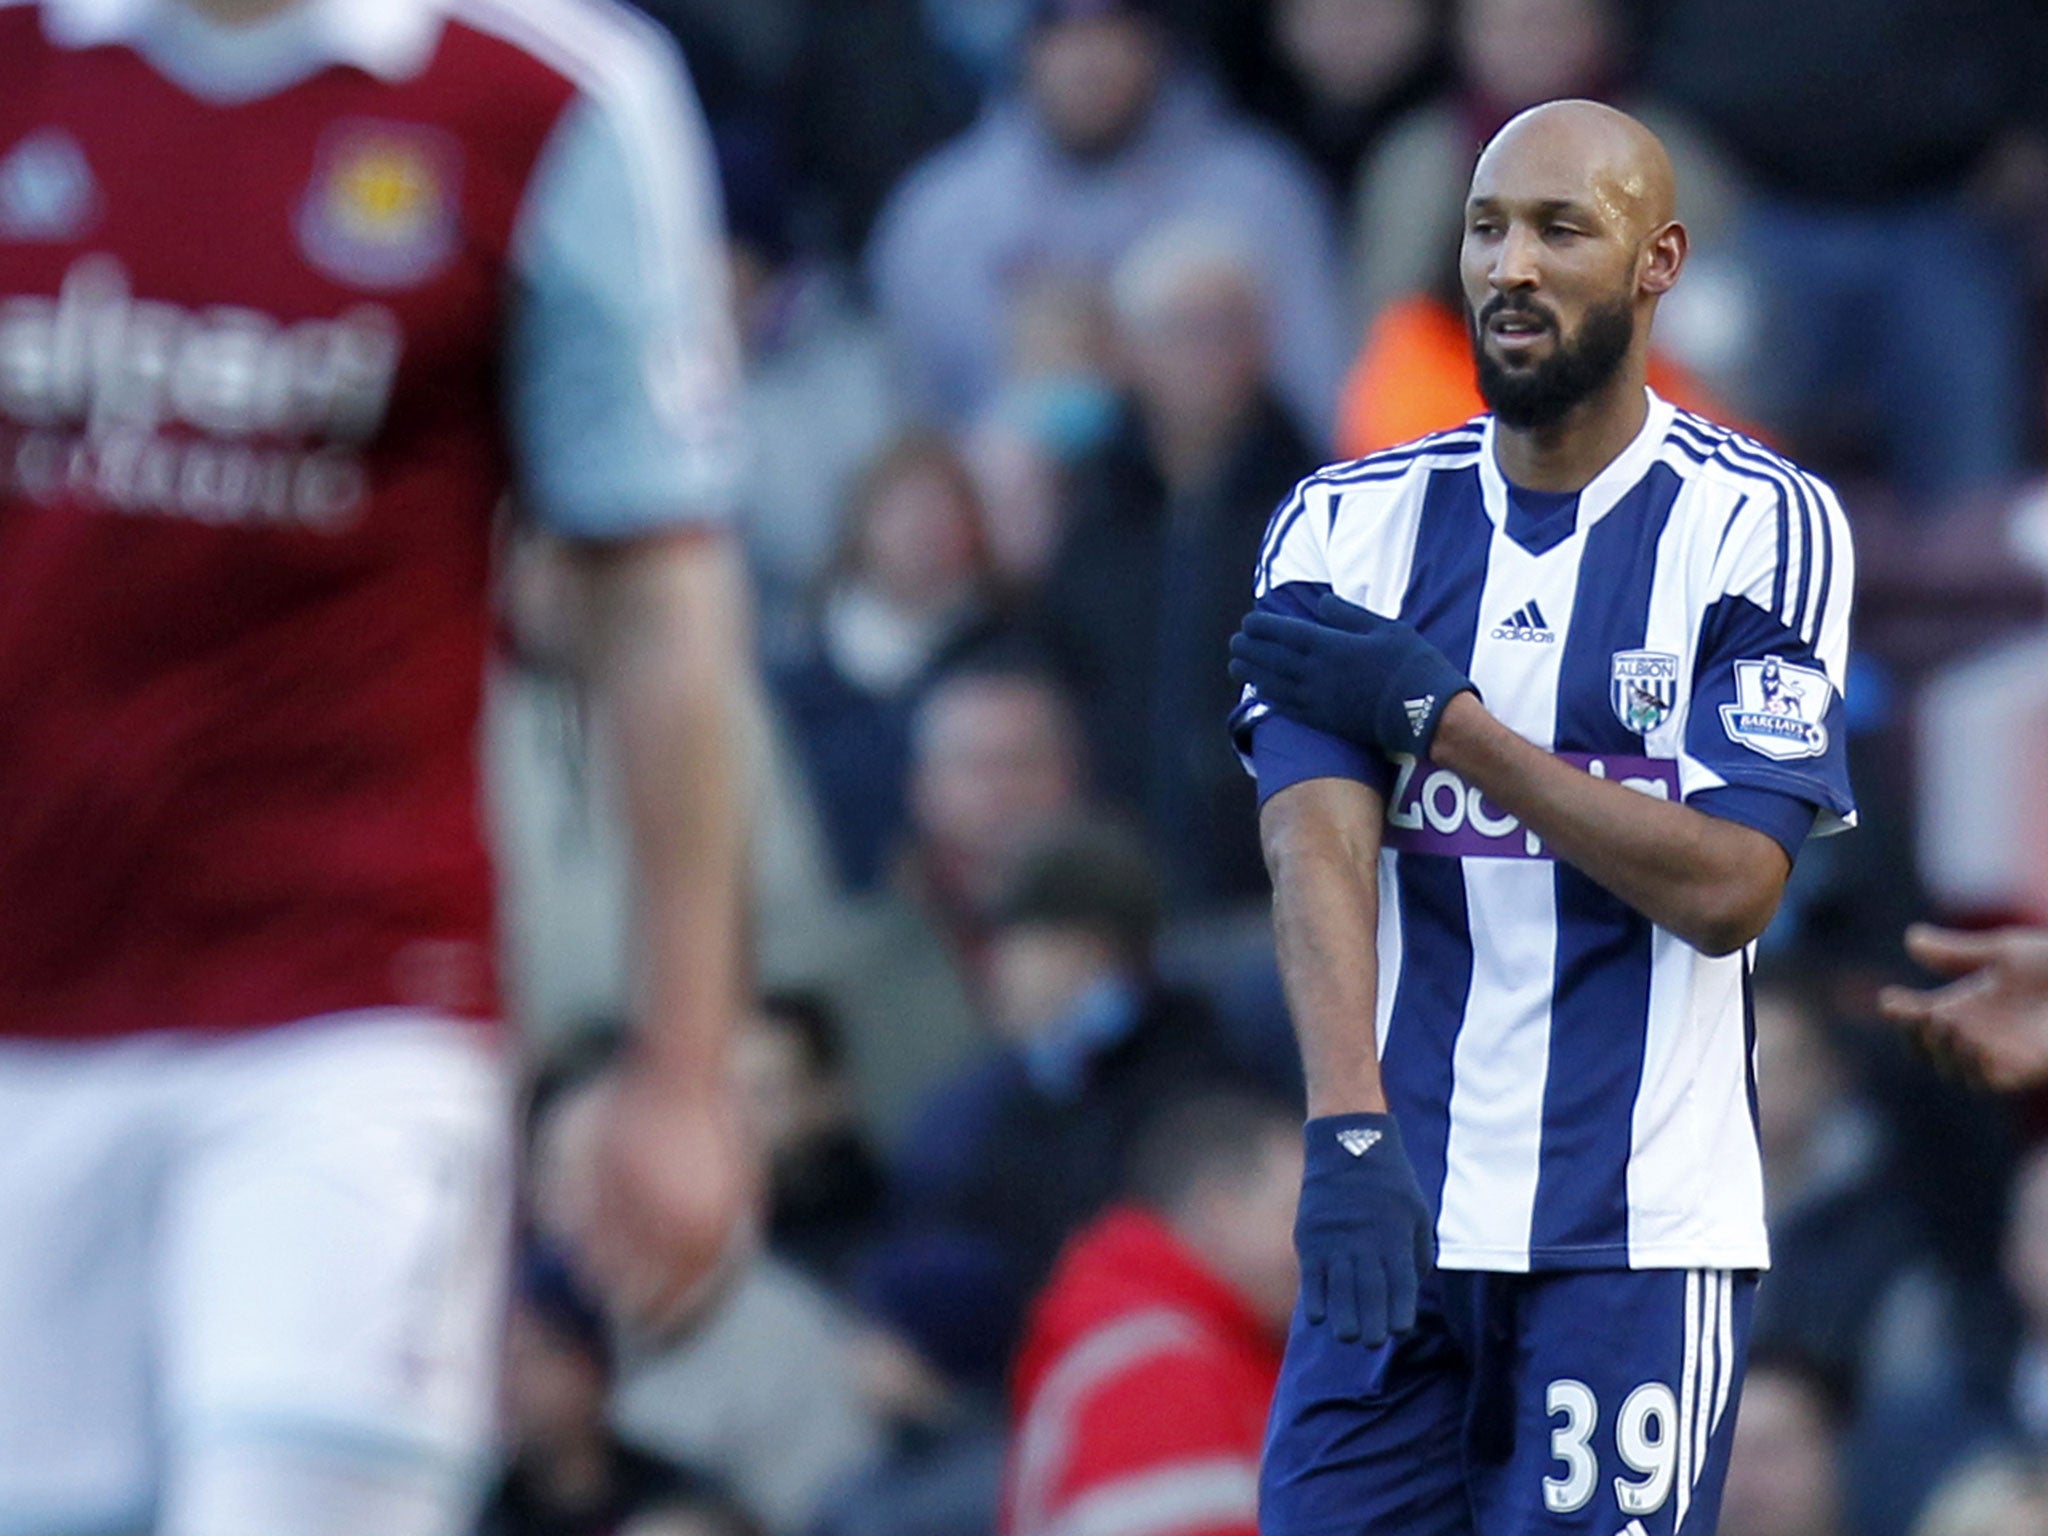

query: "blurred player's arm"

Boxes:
[566, 530, 758, 1324]
[506, 44, 761, 1325]
[1432, 696, 1790, 956]
[1259, 774, 1388, 1116]
[576, 531, 751, 1083]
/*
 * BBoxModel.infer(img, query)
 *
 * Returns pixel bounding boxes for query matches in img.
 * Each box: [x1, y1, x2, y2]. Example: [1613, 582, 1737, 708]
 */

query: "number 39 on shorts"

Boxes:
[1542, 1377, 1680, 1517]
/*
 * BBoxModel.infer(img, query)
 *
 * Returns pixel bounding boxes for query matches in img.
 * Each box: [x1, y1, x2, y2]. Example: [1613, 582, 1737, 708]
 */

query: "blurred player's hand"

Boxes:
[1230, 594, 1477, 759]
[1880, 924, 2048, 1092]
[1295, 1113, 1434, 1346]
[548, 1062, 763, 1335]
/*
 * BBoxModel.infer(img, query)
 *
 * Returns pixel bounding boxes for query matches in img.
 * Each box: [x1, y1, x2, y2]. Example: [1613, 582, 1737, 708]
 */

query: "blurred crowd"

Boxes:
[482, 2, 2048, 1535]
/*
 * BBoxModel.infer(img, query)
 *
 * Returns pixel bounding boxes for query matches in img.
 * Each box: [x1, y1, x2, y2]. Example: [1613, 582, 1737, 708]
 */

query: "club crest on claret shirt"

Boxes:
[297, 120, 462, 291]
[1610, 650, 1679, 735]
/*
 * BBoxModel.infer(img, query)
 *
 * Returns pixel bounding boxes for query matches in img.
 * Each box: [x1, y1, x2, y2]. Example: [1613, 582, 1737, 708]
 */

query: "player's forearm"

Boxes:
[1262, 780, 1388, 1117]
[1431, 696, 1787, 955]
[582, 532, 754, 1084]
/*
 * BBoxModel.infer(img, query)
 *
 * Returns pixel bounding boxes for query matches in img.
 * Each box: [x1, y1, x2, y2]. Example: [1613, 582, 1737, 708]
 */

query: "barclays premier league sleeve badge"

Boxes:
[1720, 655, 1832, 761]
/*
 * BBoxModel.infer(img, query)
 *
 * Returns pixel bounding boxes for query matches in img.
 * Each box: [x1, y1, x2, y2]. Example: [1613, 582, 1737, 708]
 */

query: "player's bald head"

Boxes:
[1459, 99, 1688, 432]
[1470, 99, 1676, 241]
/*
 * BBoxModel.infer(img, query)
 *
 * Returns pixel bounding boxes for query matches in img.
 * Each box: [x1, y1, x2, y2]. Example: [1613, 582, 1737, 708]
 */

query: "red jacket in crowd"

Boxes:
[1001, 1206, 1286, 1536]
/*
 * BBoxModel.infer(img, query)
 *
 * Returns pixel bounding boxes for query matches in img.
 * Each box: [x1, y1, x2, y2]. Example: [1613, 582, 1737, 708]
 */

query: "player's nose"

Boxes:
[1488, 223, 1543, 292]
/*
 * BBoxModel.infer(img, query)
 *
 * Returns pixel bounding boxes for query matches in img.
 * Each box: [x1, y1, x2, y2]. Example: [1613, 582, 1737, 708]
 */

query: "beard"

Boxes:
[1471, 293, 1636, 429]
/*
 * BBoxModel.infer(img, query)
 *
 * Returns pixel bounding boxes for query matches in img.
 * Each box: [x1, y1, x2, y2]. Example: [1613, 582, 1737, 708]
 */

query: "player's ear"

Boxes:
[1638, 220, 1687, 298]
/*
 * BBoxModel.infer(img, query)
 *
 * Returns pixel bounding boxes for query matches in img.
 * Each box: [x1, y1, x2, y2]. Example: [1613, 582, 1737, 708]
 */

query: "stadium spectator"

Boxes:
[0, 3, 758, 1533]
[877, 817, 1276, 1383]
[866, 0, 1349, 443]
[488, 529, 641, 1045]
[782, 664, 1094, 1136]
[783, 0, 983, 259]
[628, 0, 803, 118]
[616, 1492, 769, 1536]
[1037, 221, 1320, 908]
[1911, 1453, 2048, 1536]
[999, 1091, 1302, 1536]
[894, 664, 1092, 958]
[734, 992, 890, 1288]
[1718, 1351, 1850, 1536]
[1989, 1145, 2048, 1451]
[529, 1046, 889, 1536]
[965, 275, 1124, 587]
[1750, 976, 1935, 1403]
[1836, 1141, 2048, 1536]
[481, 1244, 691, 1536]
[718, 128, 905, 620]
[769, 433, 1019, 892]
[1236, 0, 1448, 198]
[487, 529, 839, 1055]
[1641, 0, 2047, 504]
[809, 1414, 1010, 1536]
[1348, 0, 1741, 343]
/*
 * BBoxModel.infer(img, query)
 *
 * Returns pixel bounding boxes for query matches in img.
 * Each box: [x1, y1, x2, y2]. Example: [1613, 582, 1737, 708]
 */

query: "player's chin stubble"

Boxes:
[1471, 296, 1636, 430]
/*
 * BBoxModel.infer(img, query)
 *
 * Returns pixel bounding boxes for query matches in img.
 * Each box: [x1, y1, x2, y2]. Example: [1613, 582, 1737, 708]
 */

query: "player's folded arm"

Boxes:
[1685, 784, 1816, 869]
[1230, 580, 1397, 809]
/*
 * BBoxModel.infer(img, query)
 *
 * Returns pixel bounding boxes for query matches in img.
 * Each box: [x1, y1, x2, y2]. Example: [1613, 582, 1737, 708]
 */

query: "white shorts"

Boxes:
[0, 1012, 515, 1536]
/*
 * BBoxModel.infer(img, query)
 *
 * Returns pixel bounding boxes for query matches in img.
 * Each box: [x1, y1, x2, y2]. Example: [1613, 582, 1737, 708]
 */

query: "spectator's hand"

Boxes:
[848, 1325, 956, 1429]
[553, 1063, 762, 1335]
[1229, 594, 1477, 759]
[1880, 925, 2048, 1092]
[1295, 1113, 1434, 1346]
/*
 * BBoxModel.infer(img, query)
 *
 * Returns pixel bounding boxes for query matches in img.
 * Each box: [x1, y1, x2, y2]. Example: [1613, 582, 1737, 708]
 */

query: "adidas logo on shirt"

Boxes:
[1491, 601, 1556, 643]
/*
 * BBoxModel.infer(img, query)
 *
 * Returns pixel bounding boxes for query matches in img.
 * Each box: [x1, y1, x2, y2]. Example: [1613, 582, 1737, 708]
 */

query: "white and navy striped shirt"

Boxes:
[1236, 391, 1856, 1272]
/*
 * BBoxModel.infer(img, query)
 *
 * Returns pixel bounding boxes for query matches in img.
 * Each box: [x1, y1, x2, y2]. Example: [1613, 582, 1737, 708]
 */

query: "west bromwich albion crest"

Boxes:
[1721, 654, 1831, 762]
[297, 121, 461, 291]
[1611, 649, 1678, 735]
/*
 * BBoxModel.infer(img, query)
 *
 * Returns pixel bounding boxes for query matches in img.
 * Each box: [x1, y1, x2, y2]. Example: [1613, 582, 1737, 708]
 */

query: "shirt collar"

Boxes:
[1477, 387, 1676, 543]
[41, 0, 446, 83]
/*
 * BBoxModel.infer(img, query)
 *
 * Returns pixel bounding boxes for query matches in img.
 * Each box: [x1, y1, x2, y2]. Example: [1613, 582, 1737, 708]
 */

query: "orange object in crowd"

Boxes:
[1337, 293, 1744, 459]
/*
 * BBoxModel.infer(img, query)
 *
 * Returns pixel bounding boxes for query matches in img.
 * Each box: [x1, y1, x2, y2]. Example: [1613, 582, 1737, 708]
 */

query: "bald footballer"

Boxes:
[1229, 100, 1856, 1534]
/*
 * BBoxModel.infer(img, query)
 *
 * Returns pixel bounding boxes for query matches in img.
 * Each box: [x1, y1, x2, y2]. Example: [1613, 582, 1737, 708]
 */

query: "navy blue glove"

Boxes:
[1295, 1112, 1434, 1346]
[1229, 593, 1477, 759]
